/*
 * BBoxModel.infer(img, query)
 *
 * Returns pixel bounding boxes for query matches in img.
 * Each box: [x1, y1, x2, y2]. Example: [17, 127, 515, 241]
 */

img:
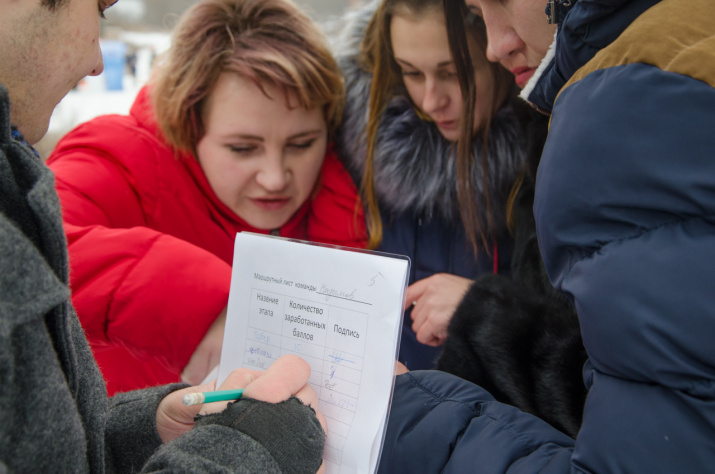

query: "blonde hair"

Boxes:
[152, 0, 345, 153]
[360, 0, 511, 252]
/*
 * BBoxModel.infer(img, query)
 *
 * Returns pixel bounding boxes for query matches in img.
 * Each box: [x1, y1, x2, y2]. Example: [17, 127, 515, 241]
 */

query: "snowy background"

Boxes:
[35, 0, 362, 159]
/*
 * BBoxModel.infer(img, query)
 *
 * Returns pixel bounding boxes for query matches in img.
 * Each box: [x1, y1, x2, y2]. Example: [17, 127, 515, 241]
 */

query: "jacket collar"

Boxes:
[522, 0, 663, 112]
[0, 83, 71, 329]
[520, 32, 558, 114]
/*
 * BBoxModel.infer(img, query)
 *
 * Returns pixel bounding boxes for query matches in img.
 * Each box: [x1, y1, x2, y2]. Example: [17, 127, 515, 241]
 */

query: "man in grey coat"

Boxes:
[0, 0, 325, 472]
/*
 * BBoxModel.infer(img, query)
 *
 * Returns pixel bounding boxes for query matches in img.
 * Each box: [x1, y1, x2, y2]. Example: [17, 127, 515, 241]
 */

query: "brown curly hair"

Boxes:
[151, 0, 345, 155]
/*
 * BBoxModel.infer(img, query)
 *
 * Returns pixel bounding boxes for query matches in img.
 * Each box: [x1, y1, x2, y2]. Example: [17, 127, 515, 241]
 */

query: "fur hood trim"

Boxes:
[333, 3, 528, 233]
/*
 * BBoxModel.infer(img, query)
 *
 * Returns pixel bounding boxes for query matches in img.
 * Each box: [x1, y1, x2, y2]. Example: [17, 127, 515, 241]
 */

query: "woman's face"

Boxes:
[465, 0, 556, 88]
[196, 72, 327, 230]
[390, 10, 495, 141]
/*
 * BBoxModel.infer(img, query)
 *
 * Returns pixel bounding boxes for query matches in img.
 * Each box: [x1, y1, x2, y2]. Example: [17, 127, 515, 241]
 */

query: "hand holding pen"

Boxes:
[154, 354, 326, 452]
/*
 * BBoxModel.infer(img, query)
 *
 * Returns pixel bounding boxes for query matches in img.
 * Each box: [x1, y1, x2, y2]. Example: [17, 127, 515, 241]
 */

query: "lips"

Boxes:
[511, 67, 535, 89]
[435, 120, 457, 130]
[250, 197, 291, 211]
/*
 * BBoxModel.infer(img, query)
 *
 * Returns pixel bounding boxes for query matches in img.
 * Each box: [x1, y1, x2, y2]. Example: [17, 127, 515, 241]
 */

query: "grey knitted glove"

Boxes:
[194, 396, 325, 474]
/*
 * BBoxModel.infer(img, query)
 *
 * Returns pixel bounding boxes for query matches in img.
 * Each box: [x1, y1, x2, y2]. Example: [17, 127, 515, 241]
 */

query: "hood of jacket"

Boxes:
[523, 0, 663, 112]
[333, 3, 530, 233]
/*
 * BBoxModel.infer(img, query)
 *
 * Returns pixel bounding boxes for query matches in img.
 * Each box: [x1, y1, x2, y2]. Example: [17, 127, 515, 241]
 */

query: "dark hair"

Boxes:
[445, 0, 507, 250]
[444, 0, 547, 234]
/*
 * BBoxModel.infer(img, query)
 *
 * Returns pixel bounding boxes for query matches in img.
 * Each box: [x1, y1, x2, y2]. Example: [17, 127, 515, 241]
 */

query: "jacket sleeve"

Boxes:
[378, 371, 575, 473]
[308, 148, 367, 249]
[105, 387, 323, 473]
[48, 121, 230, 374]
[139, 397, 324, 473]
[105, 384, 187, 471]
[535, 61, 715, 471]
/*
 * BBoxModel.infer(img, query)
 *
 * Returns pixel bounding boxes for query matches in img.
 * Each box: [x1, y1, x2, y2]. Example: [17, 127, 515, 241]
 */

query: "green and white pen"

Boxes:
[182, 388, 245, 406]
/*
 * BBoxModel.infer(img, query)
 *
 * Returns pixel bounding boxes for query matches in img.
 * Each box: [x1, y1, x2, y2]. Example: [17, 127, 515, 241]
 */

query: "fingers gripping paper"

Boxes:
[216, 232, 409, 473]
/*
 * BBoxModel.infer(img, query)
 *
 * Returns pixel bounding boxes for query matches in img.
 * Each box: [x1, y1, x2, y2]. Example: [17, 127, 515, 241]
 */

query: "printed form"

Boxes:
[216, 232, 409, 473]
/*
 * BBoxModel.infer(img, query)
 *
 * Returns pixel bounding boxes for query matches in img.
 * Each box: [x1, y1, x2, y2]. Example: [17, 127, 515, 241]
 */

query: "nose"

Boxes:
[255, 152, 290, 192]
[421, 77, 448, 116]
[90, 51, 104, 76]
[482, 9, 523, 64]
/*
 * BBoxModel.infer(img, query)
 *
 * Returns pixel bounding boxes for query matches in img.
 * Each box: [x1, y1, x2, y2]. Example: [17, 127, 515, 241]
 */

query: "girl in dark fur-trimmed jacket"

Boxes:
[334, 0, 540, 370]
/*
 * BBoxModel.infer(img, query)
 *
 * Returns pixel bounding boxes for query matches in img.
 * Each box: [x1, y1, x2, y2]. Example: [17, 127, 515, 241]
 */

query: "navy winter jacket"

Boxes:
[379, 0, 715, 471]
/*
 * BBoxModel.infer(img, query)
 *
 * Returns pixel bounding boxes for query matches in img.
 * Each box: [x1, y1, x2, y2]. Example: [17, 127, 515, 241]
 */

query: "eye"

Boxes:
[401, 70, 423, 79]
[288, 139, 316, 150]
[228, 145, 257, 154]
[439, 70, 458, 80]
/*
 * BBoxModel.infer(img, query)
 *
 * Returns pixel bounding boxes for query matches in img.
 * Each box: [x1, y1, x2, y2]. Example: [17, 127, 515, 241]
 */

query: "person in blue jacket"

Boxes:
[379, 0, 715, 471]
[334, 0, 545, 370]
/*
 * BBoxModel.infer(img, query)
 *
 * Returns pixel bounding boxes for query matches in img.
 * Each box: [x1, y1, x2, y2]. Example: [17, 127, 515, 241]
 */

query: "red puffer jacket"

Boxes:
[47, 86, 366, 395]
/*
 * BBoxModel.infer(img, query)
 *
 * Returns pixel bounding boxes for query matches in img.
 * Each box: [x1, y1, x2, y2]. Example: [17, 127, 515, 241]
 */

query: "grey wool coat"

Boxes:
[0, 84, 324, 473]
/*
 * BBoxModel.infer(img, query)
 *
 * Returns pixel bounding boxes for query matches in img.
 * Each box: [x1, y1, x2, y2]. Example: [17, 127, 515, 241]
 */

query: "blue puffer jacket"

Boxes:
[379, 0, 715, 471]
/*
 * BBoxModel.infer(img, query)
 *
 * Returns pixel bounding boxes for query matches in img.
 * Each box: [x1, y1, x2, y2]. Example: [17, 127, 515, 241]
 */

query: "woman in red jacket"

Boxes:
[47, 0, 366, 395]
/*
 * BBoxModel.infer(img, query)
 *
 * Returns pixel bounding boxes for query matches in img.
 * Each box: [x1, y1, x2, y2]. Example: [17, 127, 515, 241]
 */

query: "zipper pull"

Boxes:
[546, 0, 556, 24]
[546, 0, 573, 25]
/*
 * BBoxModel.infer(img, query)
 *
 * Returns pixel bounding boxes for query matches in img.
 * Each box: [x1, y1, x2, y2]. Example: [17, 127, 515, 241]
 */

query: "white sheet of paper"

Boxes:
[216, 232, 409, 474]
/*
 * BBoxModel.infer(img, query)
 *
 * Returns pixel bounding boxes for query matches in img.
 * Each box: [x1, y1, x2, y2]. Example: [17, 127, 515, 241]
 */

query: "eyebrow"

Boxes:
[222, 129, 324, 141]
[395, 58, 455, 68]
